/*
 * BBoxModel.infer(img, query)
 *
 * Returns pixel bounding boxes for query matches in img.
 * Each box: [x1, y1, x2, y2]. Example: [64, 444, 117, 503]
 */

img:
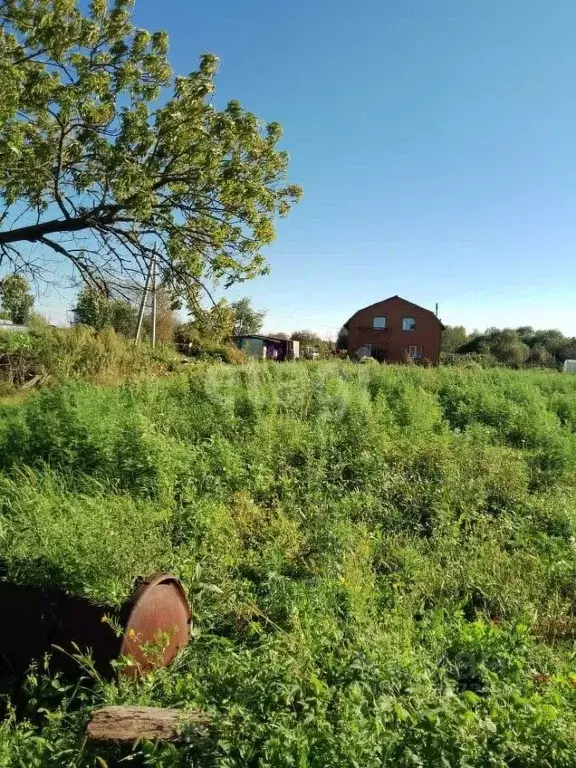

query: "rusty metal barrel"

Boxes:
[0, 572, 191, 684]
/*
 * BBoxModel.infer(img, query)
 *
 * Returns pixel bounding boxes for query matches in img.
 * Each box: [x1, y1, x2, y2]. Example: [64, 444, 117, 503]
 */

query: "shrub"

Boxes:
[175, 324, 246, 365]
[0, 325, 180, 391]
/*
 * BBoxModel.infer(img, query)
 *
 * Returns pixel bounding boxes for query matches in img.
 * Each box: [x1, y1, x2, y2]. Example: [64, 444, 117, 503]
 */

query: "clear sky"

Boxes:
[39, 0, 576, 337]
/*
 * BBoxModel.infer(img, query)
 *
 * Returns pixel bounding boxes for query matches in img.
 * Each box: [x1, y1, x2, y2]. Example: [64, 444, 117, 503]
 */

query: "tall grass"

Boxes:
[0, 324, 179, 392]
[2, 362, 576, 765]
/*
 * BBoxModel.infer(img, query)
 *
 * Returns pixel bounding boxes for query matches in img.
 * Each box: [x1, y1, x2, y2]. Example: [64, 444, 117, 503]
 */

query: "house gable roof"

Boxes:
[344, 295, 445, 330]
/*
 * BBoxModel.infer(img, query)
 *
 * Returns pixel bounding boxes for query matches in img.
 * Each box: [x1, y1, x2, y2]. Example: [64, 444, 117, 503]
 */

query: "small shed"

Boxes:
[233, 335, 299, 361]
[563, 359, 576, 373]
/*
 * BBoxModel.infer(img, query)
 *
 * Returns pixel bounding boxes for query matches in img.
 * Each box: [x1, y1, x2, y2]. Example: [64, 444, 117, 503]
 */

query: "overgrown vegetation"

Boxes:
[442, 325, 576, 368]
[0, 325, 178, 393]
[1, 362, 576, 765]
[291, 329, 335, 359]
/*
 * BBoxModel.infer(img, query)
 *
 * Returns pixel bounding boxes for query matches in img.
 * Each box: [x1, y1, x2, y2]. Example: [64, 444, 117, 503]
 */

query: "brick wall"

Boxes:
[346, 296, 442, 364]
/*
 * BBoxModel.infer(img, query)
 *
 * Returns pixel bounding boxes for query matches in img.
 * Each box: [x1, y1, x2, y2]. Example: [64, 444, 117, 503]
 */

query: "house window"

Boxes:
[358, 343, 379, 358]
[372, 316, 387, 329]
[402, 317, 416, 331]
[408, 345, 423, 359]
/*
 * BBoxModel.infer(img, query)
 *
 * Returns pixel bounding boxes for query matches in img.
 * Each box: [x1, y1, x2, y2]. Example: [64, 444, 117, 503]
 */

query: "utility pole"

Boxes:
[135, 255, 154, 344]
[151, 251, 157, 349]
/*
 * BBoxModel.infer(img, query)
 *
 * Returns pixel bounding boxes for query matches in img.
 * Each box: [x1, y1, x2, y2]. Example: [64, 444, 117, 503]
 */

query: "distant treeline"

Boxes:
[442, 326, 576, 368]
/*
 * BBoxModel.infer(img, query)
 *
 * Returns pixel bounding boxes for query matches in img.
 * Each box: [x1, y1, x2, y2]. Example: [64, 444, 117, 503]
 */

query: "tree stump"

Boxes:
[87, 706, 212, 744]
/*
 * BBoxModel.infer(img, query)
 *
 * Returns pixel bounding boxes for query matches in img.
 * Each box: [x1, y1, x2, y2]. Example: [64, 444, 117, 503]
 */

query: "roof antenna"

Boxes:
[435, 302, 439, 317]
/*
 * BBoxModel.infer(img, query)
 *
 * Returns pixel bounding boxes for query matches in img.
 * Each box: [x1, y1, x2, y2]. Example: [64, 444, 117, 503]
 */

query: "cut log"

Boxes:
[87, 705, 212, 744]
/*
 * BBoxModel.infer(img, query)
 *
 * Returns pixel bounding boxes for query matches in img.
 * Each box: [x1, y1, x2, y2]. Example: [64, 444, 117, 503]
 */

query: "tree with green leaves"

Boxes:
[489, 332, 529, 368]
[74, 285, 137, 335]
[231, 297, 265, 336]
[74, 287, 112, 329]
[0, 273, 34, 323]
[336, 326, 348, 351]
[558, 338, 576, 364]
[0, 0, 301, 303]
[526, 329, 566, 357]
[527, 344, 555, 368]
[291, 329, 334, 359]
[109, 295, 138, 337]
[441, 325, 468, 353]
[460, 328, 529, 368]
[185, 300, 235, 343]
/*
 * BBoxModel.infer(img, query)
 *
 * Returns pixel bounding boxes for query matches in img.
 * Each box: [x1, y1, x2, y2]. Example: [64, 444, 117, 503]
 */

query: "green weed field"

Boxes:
[2, 362, 576, 766]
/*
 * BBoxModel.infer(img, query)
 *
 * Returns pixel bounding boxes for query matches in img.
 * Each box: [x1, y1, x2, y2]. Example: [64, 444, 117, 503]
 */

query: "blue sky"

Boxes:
[39, 0, 576, 336]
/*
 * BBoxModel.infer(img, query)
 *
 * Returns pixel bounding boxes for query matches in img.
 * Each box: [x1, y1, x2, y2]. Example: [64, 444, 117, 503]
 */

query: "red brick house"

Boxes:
[344, 295, 444, 364]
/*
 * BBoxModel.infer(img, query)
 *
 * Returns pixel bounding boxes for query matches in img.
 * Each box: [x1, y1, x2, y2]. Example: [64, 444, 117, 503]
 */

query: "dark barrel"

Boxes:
[0, 572, 191, 684]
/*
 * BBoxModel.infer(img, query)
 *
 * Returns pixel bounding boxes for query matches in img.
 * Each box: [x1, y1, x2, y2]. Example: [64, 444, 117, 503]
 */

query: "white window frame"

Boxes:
[372, 316, 387, 330]
[402, 317, 416, 331]
[408, 345, 423, 359]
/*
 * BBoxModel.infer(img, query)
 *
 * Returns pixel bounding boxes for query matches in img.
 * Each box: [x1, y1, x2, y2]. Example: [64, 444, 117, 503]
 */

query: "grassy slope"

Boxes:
[2, 362, 576, 765]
